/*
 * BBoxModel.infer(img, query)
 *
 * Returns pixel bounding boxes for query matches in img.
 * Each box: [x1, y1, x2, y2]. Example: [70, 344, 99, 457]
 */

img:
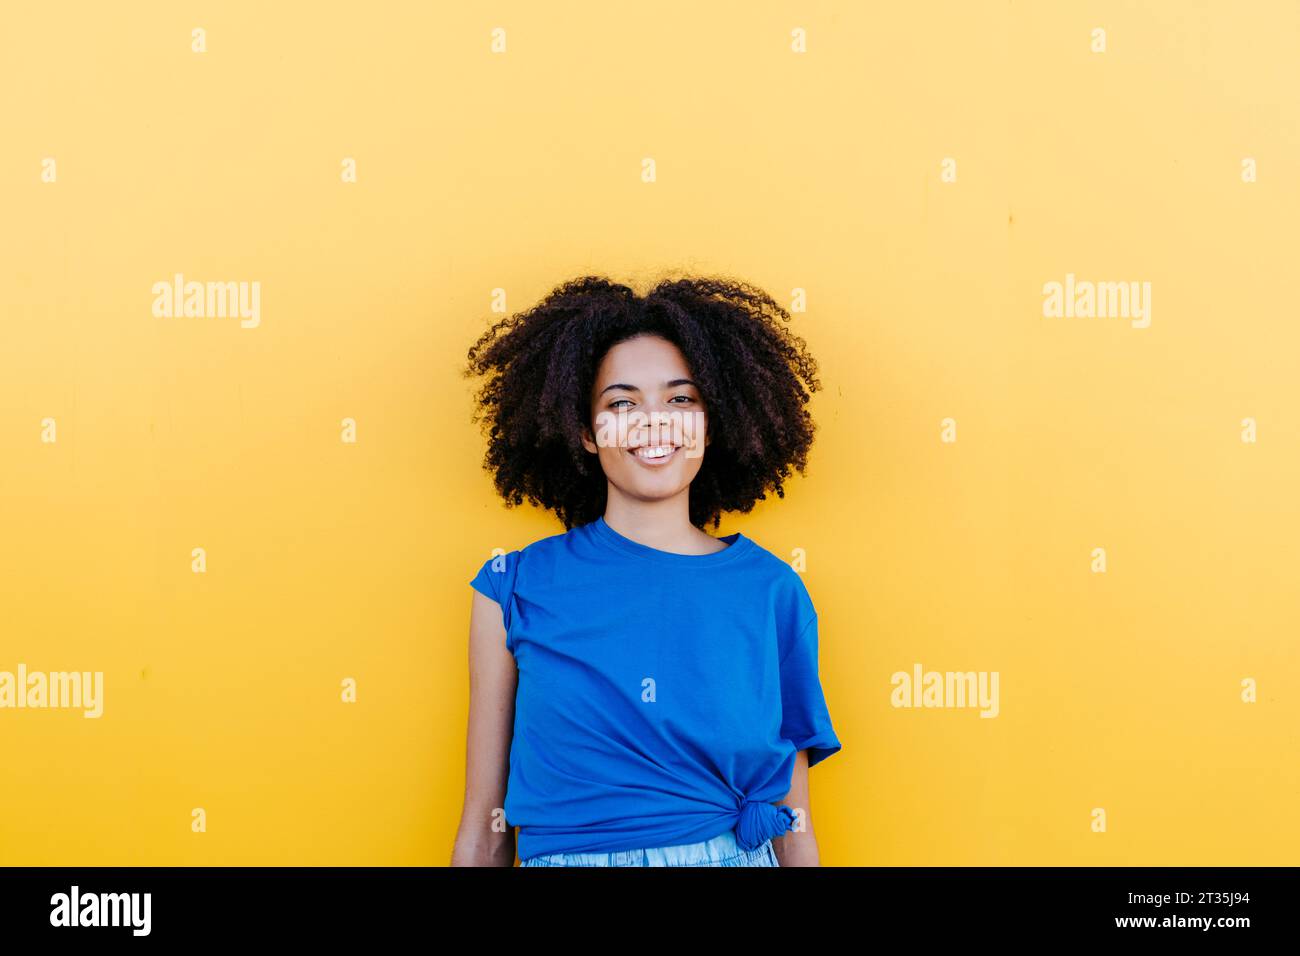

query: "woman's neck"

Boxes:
[602, 490, 726, 555]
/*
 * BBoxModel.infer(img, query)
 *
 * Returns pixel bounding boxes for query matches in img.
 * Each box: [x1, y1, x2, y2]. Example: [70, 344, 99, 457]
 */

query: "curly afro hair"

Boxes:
[463, 274, 821, 530]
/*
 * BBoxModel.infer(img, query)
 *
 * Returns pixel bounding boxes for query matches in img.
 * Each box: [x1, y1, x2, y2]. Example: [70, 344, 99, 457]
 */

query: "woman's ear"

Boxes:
[580, 424, 598, 455]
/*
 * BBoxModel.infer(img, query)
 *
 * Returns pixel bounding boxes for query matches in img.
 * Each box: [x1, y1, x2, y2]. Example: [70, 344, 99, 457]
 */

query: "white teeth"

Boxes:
[634, 445, 673, 459]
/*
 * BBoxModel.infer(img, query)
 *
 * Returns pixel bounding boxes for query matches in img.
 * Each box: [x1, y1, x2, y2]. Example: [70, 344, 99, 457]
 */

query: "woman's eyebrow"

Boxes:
[598, 379, 698, 397]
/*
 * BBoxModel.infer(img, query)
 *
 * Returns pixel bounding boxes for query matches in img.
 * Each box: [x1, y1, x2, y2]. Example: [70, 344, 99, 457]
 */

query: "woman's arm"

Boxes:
[773, 749, 822, 866]
[450, 589, 519, 866]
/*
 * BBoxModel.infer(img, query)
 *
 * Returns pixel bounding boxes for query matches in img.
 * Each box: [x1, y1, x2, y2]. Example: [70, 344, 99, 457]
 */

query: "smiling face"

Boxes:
[580, 334, 710, 510]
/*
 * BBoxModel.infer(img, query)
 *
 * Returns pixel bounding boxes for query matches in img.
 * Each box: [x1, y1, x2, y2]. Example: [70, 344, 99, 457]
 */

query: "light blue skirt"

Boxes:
[520, 828, 779, 867]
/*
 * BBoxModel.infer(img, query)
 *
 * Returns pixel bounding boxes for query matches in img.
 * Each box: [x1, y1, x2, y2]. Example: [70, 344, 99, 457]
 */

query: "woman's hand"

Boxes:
[773, 749, 823, 866]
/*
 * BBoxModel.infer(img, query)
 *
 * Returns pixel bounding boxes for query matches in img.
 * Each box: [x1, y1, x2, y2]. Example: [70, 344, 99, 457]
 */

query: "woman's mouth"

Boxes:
[627, 444, 679, 466]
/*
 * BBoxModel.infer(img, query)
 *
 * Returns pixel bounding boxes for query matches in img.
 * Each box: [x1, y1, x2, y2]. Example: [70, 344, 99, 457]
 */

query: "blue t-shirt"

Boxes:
[469, 514, 842, 862]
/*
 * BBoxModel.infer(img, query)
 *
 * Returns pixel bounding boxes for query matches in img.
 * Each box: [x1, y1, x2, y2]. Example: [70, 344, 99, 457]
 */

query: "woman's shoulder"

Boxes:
[735, 534, 817, 621]
[735, 534, 807, 583]
[470, 522, 585, 577]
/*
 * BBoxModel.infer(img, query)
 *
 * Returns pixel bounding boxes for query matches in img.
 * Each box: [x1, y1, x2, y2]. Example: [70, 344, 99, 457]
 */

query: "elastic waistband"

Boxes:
[522, 828, 774, 867]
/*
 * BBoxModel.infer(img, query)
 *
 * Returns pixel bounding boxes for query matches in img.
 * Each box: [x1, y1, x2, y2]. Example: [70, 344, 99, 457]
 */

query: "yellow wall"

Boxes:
[2, 1, 1296, 865]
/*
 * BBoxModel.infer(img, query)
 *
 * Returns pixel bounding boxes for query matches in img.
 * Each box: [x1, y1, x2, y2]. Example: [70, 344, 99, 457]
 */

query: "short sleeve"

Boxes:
[470, 550, 520, 652]
[779, 614, 842, 768]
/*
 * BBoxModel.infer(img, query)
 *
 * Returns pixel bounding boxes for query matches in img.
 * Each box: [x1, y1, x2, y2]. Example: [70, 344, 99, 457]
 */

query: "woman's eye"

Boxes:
[608, 396, 694, 409]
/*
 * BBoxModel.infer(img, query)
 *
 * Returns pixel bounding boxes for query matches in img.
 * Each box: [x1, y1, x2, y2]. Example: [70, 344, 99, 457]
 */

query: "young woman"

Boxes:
[451, 275, 842, 867]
